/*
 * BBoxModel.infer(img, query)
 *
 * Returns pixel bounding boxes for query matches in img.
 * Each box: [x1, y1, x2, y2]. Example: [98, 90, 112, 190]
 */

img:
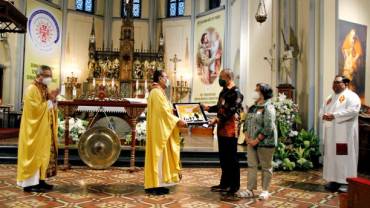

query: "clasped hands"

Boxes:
[322, 113, 335, 121]
[245, 133, 264, 147]
[48, 88, 60, 103]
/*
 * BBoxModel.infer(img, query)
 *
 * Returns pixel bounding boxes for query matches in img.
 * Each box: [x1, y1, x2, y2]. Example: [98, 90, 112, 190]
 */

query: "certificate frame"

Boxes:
[173, 103, 208, 125]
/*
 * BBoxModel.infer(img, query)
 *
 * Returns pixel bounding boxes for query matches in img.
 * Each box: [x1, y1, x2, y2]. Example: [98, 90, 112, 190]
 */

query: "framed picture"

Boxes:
[173, 103, 208, 125]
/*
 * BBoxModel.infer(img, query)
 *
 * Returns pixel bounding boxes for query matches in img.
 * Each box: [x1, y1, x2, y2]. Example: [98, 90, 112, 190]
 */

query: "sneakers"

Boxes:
[239, 189, 254, 198]
[259, 191, 270, 200]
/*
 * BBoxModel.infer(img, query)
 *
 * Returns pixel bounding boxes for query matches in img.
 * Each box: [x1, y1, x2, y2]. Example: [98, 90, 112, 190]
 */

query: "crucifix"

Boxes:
[170, 54, 181, 102]
[170, 54, 181, 82]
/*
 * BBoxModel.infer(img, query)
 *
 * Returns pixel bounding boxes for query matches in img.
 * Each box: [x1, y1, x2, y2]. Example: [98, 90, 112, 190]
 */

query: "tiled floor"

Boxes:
[0, 165, 339, 207]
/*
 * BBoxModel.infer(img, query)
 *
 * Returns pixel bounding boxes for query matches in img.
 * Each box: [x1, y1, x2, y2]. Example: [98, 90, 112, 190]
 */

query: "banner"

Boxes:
[24, 0, 62, 92]
[191, 9, 225, 105]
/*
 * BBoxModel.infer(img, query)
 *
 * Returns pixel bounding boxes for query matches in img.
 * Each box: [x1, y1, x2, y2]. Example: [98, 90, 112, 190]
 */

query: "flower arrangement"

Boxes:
[57, 117, 88, 143]
[272, 94, 320, 171]
[122, 120, 146, 146]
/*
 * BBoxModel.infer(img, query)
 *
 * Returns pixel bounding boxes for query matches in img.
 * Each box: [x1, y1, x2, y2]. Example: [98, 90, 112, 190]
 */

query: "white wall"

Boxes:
[339, 0, 370, 105]
[244, 0, 276, 106]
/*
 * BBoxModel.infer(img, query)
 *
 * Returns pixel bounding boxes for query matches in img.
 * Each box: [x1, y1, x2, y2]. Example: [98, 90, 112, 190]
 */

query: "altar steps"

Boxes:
[0, 145, 248, 167]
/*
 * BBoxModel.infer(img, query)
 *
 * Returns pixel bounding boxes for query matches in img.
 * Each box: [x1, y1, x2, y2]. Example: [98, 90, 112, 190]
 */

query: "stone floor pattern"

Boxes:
[0, 165, 339, 207]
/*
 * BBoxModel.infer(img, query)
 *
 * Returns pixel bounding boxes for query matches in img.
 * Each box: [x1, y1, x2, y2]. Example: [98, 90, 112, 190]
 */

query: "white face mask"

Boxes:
[251, 91, 260, 101]
[42, 77, 52, 86]
[165, 79, 171, 88]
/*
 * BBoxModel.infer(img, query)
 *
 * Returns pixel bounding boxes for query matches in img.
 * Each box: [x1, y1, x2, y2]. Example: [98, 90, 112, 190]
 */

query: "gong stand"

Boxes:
[58, 99, 146, 171]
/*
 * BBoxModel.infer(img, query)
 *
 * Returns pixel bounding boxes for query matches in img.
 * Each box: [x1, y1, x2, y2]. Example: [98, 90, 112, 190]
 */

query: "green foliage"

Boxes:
[272, 94, 320, 171]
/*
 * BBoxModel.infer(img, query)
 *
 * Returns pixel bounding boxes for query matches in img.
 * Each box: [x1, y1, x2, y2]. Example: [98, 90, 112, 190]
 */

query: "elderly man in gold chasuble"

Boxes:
[17, 65, 59, 193]
[144, 70, 187, 195]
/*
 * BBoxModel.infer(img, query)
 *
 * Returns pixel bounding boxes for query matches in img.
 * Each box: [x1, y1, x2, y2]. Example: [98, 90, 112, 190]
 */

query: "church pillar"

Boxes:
[13, 0, 26, 112]
[239, 0, 249, 105]
[104, 0, 113, 50]
[318, 0, 338, 150]
[60, 0, 68, 91]
[149, 0, 157, 50]
[224, 0, 231, 68]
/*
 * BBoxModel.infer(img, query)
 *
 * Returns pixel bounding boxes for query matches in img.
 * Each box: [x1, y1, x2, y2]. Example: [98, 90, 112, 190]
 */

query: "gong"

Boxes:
[78, 126, 121, 169]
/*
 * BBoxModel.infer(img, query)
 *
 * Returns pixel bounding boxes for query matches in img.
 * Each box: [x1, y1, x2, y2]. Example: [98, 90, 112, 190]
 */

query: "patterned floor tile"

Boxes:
[0, 165, 339, 208]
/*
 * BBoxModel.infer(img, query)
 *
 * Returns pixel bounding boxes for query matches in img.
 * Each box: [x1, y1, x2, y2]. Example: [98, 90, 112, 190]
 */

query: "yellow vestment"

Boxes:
[17, 83, 58, 183]
[144, 87, 181, 189]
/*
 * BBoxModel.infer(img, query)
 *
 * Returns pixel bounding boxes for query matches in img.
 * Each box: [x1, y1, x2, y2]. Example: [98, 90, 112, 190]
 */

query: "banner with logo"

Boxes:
[24, 0, 62, 92]
[191, 9, 225, 105]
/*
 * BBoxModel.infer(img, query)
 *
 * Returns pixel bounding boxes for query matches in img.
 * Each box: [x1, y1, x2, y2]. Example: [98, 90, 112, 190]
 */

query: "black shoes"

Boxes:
[23, 184, 46, 193]
[324, 182, 340, 192]
[221, 192, 240, 201]
[145, 187, 170, 195]
[39, 180, 54, 190]
[23, 180, 54, 193]
[210, 185, 228, 192]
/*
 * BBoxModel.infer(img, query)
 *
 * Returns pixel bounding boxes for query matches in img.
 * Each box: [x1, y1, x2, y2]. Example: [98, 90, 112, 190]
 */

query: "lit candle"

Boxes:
[103, 77, 106, 86]
[92, 78, 96, 87]
[144, 79, 147, 91]
[136, 79, 139, 90]
[111, 78, 115, 88]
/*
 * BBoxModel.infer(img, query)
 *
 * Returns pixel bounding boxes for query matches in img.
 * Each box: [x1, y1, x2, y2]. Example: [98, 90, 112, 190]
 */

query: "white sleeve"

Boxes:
[333, 93, 361, 123]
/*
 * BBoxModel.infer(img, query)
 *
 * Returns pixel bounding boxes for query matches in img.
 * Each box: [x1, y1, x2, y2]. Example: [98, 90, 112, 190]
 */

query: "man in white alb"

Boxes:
[321, 75, 361, 193]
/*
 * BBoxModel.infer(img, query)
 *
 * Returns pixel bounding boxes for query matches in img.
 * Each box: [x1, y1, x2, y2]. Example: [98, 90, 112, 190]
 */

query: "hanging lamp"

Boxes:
[255, 0, 267, 23]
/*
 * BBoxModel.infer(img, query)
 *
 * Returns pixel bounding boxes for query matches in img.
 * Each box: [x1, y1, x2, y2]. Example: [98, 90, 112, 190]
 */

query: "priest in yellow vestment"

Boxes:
[17, 65, 59, 193]
[144, 70, 187, 195]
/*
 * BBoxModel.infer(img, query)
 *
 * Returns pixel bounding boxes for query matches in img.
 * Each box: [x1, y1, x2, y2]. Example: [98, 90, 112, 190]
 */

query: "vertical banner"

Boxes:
[192, 9, 225, 105]
[24, 0, 62, 92]
[338, 20, 367, 103]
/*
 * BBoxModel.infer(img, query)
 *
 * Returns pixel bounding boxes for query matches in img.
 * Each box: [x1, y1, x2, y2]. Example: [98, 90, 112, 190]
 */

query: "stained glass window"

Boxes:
[121, 0, 141, 18]
[209, 0, 221, 10]
[167, 0, 185, 17]
[75, 0, 94, 13]
[75, 0, 83, 10]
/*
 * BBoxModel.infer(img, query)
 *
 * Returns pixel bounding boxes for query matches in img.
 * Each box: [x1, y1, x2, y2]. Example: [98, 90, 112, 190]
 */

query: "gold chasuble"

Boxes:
[17, 82, 58, 184]
[144, 87, 181, 189]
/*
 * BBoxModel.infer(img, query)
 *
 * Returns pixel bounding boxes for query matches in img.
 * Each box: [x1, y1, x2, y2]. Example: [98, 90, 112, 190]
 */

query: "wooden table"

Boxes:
[58, 99, 147, 171]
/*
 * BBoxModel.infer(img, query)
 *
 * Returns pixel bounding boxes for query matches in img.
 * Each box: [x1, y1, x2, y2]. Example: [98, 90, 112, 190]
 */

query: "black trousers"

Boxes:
[218, 136, 240, 193]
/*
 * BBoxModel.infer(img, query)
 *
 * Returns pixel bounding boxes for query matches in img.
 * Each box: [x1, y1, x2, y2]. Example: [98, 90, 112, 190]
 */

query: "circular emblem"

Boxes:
[28, 9, 60, 52]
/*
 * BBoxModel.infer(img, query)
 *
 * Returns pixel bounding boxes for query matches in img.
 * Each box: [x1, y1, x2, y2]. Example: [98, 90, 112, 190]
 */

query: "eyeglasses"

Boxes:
[333, 81, 343, 84]
[42, 74, 52, 78]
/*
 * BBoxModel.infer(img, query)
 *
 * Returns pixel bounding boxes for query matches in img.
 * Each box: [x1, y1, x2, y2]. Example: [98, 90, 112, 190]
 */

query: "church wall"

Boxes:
[0, 0, 23, 106]
[161, 19, 192, 81]
[67, 0, 105, 15]
[230, 0, 241, 88]
[244, 0, 275, 106]
[338, 0, 370, 106]
[63, 13, 104, 82]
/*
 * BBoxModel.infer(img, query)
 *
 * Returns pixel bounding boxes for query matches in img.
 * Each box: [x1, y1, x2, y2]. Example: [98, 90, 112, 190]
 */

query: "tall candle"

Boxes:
[111, 78, 115, 88]
[136, 79, 139, 90]
[144, 79, 147, 91]
[92, 78, 96, 87]
[103, 77, 106, 86]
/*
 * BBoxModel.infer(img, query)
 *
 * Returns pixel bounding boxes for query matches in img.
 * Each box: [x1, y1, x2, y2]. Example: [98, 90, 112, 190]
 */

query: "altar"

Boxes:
[58, 99, 146, 171]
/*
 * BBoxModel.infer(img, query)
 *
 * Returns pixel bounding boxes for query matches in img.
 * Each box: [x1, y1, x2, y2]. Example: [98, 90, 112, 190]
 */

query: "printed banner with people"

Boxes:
[24, 0, 62, 92]
[191, 9, 225, 105]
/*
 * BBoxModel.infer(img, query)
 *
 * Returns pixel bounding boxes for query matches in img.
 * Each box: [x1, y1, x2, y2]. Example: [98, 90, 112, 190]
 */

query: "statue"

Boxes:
[112, 58, 120, 79]
[133, 60, 143, 79]
[280, 48, 293, 84]
[88, 56, 96, 78]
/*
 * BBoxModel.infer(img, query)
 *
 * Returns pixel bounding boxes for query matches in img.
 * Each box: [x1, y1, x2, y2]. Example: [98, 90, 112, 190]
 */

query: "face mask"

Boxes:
[165, 79, 171, 88]
[218, 78, 226, 87]
[42, 77, 52, 86]
[251, 91, 260, 100]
